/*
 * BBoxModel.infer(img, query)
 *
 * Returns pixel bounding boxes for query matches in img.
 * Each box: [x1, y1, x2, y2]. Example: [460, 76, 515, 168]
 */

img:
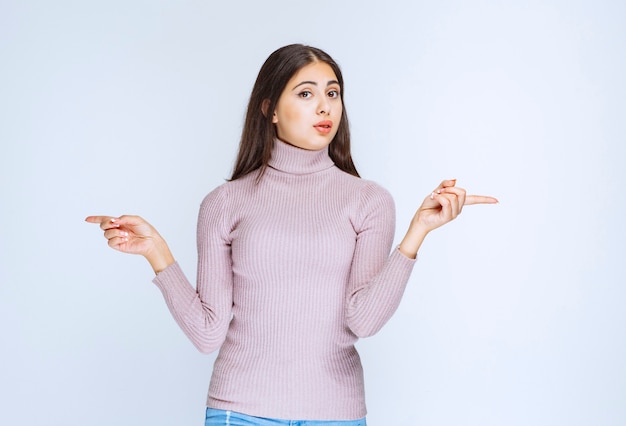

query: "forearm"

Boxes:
[397, 222, 430, 259]
[153, 262, 231, 354]
[145, 237, 175, 274]
[346, 249, 416, 337]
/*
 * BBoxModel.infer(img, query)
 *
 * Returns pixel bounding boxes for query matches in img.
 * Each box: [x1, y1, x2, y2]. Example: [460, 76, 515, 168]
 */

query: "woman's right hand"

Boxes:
[85, 215, 175, 273]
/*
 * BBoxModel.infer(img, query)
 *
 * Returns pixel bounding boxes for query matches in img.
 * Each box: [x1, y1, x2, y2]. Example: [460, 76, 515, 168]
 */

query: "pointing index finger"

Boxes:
[85, 216, 120, 229]
[85, 216, 109, 223]
[464, 195, 499, 205]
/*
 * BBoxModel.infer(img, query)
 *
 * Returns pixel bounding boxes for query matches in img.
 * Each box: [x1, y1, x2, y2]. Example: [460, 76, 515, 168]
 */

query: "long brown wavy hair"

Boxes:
[230, 44, 359, 181]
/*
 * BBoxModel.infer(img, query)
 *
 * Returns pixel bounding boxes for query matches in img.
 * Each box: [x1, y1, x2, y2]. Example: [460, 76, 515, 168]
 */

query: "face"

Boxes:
[271, 61, 342, 151]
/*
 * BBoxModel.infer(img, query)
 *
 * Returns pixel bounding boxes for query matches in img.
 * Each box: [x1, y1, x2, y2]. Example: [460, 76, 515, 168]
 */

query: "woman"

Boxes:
[86, 44, 497, 425]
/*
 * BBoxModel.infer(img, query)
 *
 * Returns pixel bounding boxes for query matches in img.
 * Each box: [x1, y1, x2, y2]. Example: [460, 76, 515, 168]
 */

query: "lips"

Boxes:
[313, 120, 333, 134]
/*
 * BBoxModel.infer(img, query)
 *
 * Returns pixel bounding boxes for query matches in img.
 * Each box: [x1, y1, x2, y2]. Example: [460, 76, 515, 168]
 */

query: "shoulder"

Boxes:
[333, 169, 394, 209]
[200, 181, 229, 212]
[198, 171, 261, 225]
[357, 180, 395, 220]
[196, 176, 254, 237]
[200, 172, 257, 208]
[331, 170, 396, 229]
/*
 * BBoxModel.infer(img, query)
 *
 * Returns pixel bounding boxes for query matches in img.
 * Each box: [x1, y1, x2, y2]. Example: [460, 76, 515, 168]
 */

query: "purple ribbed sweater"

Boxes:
[153, 141, 416, 420]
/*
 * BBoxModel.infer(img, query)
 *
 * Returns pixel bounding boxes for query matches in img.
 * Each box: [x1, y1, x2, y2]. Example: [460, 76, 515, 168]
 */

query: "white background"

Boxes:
[1, 1, 624, 425]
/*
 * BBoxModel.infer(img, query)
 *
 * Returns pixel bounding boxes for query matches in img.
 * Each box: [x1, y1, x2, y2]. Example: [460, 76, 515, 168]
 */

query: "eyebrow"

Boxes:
[292, 80, 340, 90]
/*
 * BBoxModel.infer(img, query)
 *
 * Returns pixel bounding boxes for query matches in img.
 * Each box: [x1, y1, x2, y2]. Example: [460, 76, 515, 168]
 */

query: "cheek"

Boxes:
[333, 102, 343, 119]
[282, 108, 306, 131]
[334, 105, 343, 124]
[283, 108, 300, 123]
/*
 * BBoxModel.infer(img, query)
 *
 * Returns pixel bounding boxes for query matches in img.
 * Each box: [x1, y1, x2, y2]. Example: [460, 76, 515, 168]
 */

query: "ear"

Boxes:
[262, 99, 278, 123]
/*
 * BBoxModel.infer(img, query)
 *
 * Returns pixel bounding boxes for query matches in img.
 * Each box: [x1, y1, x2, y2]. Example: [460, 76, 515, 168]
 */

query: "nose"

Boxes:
[318, 97, 330, 115]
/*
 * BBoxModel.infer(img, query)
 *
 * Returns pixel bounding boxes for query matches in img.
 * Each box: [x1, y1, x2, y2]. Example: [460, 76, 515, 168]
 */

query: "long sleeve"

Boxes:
[345, 182, 416, 338]
[153, 185, 233, 354]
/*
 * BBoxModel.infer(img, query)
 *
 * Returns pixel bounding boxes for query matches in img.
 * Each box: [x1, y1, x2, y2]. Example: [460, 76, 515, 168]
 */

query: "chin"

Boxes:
[281, 138, 331, 151]
[304, 141, 332, 151]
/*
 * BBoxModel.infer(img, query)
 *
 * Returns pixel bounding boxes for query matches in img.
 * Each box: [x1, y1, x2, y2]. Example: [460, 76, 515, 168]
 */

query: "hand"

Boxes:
[398, 179, 498, 258]
[85, 215, 175, 273]
[414, 179, 498, 233]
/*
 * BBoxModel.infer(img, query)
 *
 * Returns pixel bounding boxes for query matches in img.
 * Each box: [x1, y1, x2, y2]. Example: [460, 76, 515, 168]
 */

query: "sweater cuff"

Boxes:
[394, 245, 419, 264]
[152, 261, 195, 302]
[152, 261, 181, 286]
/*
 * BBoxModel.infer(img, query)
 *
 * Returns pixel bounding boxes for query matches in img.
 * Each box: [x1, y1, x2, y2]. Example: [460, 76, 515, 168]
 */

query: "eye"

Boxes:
[298, 90, 312, 98]
[328, 89, 340, 98]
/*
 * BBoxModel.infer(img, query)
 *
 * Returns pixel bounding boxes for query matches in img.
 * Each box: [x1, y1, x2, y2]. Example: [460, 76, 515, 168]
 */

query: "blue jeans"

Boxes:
[205, 408, 367, 426]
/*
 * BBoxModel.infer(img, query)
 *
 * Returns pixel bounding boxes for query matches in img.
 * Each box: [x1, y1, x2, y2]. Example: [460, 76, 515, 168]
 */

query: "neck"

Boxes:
[268, 139, 335, 175]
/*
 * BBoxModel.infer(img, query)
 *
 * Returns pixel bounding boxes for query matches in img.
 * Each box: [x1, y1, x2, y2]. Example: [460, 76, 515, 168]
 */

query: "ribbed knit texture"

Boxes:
[153, 140, 416, 420]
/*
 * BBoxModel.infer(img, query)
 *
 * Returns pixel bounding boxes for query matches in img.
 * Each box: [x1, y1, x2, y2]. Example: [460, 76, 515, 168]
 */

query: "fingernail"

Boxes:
[110, 218, 116, 223]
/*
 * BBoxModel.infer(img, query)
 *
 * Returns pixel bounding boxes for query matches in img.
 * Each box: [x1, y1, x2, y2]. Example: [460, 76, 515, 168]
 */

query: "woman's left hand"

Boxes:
[398, 179, 498, 258]
[415, 179, 498, 232]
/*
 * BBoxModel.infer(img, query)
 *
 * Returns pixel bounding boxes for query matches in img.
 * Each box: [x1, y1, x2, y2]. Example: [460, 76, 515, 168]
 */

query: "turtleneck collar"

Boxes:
[268, 139, 335, 175]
